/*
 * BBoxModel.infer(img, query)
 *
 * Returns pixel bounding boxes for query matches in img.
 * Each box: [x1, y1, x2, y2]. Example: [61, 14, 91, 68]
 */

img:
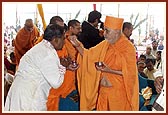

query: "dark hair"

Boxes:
[49, 16, 64, 24]
[88, 10, 102, 23]
[157, 50, 162, 56]
[139, 54, 146, 59]
[43, 24, 64, 41]
[130, 39, 134, 42]
[122, 22, 133, 31]
[152, 40, 158, 45]
[68, 19, 80, 29]
[137, 61, 146, 66]
[145, 58, 156, 65]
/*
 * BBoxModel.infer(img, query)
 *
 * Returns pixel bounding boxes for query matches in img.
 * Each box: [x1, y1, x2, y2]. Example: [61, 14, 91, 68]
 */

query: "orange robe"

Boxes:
[47, 33, 78, 111]
[14, 26, 40, 66]
[77, 34, 139, 111]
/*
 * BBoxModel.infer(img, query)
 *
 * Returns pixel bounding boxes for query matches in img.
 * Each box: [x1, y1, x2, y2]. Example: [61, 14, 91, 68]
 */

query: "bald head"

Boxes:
[25, 19, 33, 26]
[24, 19, 34, 32]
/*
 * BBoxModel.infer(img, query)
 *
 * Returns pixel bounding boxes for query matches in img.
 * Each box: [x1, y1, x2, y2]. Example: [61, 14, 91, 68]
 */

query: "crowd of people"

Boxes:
[3, 10, 165, 112]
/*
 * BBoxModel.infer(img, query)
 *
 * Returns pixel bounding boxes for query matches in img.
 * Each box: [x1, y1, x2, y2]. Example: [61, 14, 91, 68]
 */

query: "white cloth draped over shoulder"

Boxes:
[4, 39, 66, 111]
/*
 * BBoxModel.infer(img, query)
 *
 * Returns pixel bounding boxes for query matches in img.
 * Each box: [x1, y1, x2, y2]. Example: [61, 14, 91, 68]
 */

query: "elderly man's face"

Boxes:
[104, 27, 114, 40]
[104, 27, 120, 44]
[25, 26, 33, 32]
[146, 47, 152, 54]
[25, 21, 34, 32]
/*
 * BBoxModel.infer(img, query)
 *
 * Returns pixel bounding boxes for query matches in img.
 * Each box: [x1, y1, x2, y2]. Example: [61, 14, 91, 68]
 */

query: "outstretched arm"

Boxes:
[69, 35, 84, 56]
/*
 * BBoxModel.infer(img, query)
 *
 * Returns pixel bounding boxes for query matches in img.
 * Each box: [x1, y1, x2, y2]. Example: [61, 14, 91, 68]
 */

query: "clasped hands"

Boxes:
[60, 56, 79, 71]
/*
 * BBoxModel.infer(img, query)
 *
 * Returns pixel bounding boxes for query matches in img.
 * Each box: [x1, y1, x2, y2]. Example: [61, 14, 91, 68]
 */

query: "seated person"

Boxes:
[154, 51, 162, 70]
[144, 46, 156, 59]
[8, 52, 16, 75]
[137, 61, 157, 111]
[144, 58, 157, 80]
[138, 54, 146, 63]
[137, 61, 148, 78]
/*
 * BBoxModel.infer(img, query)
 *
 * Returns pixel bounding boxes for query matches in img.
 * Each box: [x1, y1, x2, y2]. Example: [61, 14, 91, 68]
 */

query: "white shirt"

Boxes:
[152, 49, 165, 111]
[4, 40, 66, 111]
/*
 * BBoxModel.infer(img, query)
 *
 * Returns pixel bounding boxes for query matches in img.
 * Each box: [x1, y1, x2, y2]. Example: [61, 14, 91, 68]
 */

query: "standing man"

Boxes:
[35, 16, 65, 45]
[5, 24, 66, 111]
[78, 10, 104, 49]
[14, 19, 40, 66]
[69, 16, 139, 111]
[122, 22, 133, 40]
[122, 22, 138, 60]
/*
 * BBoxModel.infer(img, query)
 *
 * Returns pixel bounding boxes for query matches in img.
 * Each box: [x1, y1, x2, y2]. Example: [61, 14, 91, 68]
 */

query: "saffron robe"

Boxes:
[14, 26, 40, 66]
[77, 34, 139, 111]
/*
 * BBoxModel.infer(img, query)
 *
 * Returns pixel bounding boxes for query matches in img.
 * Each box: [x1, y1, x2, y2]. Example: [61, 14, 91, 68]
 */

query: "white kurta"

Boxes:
[4, 40, 66, 111]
